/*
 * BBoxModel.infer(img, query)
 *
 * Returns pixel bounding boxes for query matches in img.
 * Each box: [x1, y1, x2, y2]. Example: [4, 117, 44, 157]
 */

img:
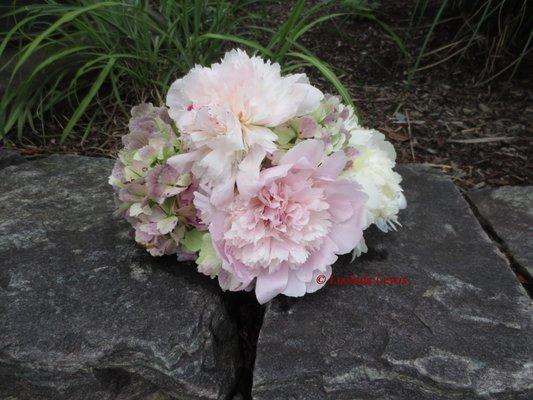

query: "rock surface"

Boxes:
[468, 186, 533, 279]
[0, 148, 25, 170]
[0, 155, 239, 400]
[252, 165, 533, 400]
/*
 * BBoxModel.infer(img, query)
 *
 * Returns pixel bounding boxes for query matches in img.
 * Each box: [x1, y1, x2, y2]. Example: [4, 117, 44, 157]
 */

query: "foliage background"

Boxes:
[0, 0, 530, 188]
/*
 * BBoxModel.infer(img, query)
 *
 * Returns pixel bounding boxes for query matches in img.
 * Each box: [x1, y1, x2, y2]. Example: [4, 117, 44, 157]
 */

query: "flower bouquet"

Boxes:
[109, 49, 406, 303]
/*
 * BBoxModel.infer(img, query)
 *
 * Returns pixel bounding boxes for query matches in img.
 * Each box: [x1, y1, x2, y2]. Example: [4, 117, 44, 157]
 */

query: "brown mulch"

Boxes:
[296, 0, 533, 190]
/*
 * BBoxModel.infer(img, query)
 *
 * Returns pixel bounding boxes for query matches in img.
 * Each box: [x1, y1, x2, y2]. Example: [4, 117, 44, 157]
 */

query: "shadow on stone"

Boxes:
[220, 291, 265, 400]
[93, 368, 132, 395]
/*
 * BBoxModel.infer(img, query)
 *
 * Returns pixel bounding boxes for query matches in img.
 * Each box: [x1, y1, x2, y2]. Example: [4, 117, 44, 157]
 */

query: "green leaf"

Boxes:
[27, 46, 93, 82]
[273, 125, 296, 146]
[180, 229, 204, 253]
[292, 13, 348, 43]
[196, 233, 222, 277]
[60, 57, 116, 143]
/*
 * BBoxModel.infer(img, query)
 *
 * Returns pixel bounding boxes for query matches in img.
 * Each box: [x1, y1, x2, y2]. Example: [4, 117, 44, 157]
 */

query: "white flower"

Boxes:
[166, 49, 323, 198]
[342, 128, 406, 232]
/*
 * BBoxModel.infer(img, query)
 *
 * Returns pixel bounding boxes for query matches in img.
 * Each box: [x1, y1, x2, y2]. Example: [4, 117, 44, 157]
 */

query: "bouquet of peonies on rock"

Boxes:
[109, 49, 406, 303]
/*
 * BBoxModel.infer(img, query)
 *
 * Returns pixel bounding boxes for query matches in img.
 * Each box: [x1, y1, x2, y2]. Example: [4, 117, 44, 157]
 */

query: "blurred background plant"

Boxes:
[409, 0, 532, 85]
[0, 0, 530, 166]
[0, 0, 397, 146]
[0, 0, 251, 143]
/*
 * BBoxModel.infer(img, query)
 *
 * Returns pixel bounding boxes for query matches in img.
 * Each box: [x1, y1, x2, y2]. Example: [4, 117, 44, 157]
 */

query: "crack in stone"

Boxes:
[411, 311, 434, 335]
[463, 193, 532, 298]
[221, 291, 265, 400]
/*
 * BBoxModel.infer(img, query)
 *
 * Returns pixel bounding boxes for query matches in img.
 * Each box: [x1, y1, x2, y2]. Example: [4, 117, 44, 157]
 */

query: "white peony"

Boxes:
[166, 49, 323, 203]
[342, 127, 406, 232]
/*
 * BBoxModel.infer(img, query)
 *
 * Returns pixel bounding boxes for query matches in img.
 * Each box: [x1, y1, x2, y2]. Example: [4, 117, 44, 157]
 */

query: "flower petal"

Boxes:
[255, 266, 289, 304]
[280, 139, 324, 169]
[282, 270, 307, 298]
[316, 150, 347, 179]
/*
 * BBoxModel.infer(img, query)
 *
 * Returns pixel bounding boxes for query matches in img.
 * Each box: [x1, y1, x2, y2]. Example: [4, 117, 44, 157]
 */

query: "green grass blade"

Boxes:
[287, 51, 361, 121]
[292, 13, 348, 42]
[0, 13, 45, 60]
[270, 0, 306, 61]
[200, 33, 273, 58]
[26, 45, 93, 82]
[60, 57, 116, 144]
[12, 2, 119, 77]
[408, 0, 448, 84]
[369, 16, 409, 58]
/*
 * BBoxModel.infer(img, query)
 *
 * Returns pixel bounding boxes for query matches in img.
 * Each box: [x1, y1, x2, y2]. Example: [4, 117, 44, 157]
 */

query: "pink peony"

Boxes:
[204, 140, 367, 303]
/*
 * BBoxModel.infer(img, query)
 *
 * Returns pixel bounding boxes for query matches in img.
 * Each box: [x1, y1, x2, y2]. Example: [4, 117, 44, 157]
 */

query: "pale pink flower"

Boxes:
[166, 49, 323, 201]
[146, 164, 190, 204]
[169, 104, 245, 189]
[173, 178, 206, 230]
[134, 229, 175, 257]
[203, 140, 367, 303]
[296, 116, 320, 138]
[124, 103, 173, 150]
[131, 205, 184, 256]
[109, 103, 201, 257]
[109, 103, 179, 187]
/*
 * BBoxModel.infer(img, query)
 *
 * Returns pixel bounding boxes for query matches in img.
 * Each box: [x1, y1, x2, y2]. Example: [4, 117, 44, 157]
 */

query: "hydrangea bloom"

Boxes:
[272, 94, 358, 156]
[201, 140, 366, 303]
[109, 103, 205, 256]
[111, 49, 406, 303]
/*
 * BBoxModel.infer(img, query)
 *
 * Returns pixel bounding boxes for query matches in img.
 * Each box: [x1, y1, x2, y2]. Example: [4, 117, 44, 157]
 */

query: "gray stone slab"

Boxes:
[0, 155, 239, 400]
[468, 186, 533, 279]
[252, 164, 533, 400]
[0, 148, 26, 170]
